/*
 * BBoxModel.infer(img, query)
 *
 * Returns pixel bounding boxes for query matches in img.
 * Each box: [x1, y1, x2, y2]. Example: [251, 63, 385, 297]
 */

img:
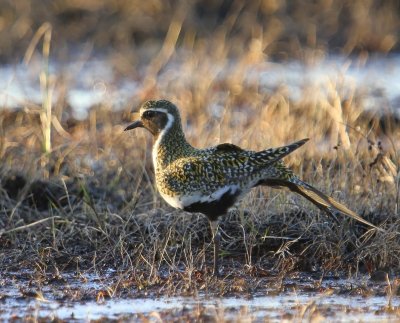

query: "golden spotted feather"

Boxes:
[156, 138, 309, 197]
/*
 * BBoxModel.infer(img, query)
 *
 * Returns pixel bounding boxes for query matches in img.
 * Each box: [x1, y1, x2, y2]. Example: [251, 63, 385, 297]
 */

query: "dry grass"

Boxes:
[0, 0, 400, 291]
[0, 64, 399, 279]
[0, 0, 399, 62]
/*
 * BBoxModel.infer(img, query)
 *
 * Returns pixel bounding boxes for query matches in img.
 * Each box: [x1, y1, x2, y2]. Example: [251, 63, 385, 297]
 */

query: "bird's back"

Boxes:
[155, 139, 308, 210]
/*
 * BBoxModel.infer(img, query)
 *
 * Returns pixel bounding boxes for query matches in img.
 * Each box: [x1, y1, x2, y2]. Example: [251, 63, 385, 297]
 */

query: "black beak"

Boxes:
[124, 120, 144, 131]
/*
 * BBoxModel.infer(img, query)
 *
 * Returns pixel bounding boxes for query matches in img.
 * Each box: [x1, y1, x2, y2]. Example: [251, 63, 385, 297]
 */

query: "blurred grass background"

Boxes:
[0, 0, 400, 276]
[0, 0, 399, 63]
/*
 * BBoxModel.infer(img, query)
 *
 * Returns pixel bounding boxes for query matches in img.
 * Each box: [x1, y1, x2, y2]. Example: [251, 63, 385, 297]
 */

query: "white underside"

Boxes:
[160, 184, 242, 209]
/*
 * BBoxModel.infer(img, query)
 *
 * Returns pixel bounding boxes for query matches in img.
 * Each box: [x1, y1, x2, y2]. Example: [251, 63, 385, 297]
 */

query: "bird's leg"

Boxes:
[209, 220, 220, 276]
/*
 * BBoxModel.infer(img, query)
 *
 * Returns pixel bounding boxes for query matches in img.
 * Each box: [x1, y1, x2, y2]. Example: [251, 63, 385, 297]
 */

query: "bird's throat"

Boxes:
[153, 124, 194, 171]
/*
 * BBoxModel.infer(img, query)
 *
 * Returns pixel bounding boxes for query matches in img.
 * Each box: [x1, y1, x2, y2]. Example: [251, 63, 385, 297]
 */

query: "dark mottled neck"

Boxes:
[153, 122, 195, 170]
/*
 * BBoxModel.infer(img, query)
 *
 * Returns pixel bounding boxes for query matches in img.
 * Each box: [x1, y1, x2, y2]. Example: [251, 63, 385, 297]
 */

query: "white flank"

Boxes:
[148, 108, 175, 171]
[160, 185, 241, 210]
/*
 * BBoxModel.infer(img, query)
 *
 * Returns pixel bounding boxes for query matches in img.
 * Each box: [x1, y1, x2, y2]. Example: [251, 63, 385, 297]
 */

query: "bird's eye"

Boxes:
[143, 110, 156, 119]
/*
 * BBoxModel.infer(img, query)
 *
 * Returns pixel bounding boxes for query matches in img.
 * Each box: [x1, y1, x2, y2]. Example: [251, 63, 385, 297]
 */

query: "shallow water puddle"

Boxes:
[1, 272, 400, 322]
[2, 293, 400, 321]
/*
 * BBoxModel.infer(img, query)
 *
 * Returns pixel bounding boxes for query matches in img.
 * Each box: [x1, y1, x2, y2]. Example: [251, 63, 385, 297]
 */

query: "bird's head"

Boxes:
[124, 100, 181, 136]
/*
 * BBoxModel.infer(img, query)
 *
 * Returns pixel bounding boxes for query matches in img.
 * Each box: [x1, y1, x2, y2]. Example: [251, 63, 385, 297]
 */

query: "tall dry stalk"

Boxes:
[24, 22, 53, 177]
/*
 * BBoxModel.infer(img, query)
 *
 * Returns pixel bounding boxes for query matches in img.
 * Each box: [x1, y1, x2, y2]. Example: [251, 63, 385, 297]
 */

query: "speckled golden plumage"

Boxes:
[125, 99, 380, 275]
[156, 140, 307, 198]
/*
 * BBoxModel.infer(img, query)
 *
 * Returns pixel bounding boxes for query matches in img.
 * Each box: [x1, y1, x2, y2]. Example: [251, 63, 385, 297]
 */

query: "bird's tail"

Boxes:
[262, 178, 380, 230]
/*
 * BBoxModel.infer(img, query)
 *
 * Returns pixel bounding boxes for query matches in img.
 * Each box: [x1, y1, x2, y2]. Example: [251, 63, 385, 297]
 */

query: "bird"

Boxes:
[125, 99, 379, 275]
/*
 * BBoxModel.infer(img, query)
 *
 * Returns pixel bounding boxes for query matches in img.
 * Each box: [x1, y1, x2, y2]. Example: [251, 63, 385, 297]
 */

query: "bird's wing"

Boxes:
[252, 138, 309, 165]
[213, 143, 244, 153]
[162, 138, 309, 192]
[208, 138, 308, 171]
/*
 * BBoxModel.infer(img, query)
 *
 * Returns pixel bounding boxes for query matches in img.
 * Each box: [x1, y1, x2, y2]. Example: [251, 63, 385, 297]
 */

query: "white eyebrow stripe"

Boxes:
[140, 107, 170, 117]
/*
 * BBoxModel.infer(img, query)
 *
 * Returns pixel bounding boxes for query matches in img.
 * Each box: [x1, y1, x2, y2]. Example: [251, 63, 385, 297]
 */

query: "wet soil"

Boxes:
[1, 268, 399, 321]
